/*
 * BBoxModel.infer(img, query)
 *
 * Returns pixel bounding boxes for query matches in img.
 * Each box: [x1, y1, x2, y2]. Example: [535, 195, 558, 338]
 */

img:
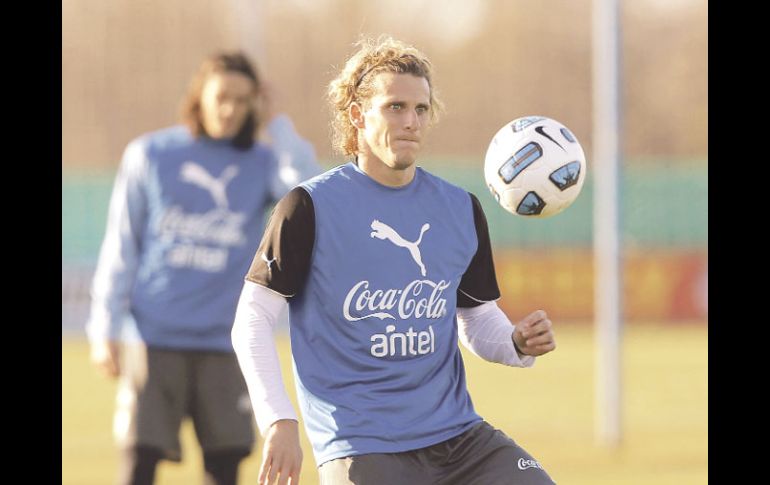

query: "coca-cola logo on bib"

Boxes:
[343, 279, 449, 322]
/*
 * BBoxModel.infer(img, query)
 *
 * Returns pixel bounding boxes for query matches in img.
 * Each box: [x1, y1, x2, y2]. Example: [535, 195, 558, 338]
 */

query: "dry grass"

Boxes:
[62, 323, 707, 484]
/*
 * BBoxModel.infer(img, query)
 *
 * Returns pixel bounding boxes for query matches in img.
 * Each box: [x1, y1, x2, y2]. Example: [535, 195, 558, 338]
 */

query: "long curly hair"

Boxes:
[327, 36, 444, 157]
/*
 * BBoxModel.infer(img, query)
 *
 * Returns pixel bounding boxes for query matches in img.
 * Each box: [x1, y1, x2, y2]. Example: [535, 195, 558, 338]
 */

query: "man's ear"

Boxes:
[349, 102, 365, 129]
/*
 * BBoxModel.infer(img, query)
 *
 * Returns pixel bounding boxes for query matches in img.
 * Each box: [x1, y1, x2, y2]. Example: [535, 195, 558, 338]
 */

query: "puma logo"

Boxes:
[180, 162, 239, 209]
[261, 253, 276, 274]
[370, 220, 430, 276]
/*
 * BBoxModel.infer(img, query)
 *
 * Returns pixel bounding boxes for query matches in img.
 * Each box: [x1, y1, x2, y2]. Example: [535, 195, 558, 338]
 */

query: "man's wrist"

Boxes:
[512, 335, 528, 356]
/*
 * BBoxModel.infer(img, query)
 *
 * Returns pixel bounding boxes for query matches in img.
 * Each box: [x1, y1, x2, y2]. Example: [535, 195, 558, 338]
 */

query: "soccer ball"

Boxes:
[483, 116, 587, 218]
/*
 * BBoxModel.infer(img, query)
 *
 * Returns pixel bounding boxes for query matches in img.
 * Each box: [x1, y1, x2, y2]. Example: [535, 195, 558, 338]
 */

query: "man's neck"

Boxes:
[356, 155, 416, 188]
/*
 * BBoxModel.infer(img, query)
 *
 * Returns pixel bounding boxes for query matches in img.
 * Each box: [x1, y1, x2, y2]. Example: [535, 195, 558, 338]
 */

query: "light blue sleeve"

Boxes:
[85, 139, 148, 343]
[265, 114, 322, 202]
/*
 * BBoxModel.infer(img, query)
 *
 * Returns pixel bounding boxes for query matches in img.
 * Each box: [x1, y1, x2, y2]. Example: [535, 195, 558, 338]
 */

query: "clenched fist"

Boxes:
[512, 310, 556, 357]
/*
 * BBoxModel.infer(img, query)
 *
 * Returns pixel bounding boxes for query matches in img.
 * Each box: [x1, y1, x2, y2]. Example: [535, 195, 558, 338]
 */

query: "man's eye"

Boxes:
[390, 104, 402, 110]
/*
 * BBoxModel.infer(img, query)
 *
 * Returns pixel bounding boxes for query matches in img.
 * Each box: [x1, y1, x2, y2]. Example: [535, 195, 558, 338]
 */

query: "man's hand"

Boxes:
[259, 419, 303, 485]
[512, 310, 556, 357]
[90, 339, 121, 378]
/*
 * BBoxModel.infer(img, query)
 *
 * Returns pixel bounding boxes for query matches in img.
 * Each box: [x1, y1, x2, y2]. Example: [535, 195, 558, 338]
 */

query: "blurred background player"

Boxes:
[85, 51, 321, 485]
[231, 36, 557, 485]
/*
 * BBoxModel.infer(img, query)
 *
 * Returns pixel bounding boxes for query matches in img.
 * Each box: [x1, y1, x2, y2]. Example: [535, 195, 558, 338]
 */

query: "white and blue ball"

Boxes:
[484, 116, 587, 218]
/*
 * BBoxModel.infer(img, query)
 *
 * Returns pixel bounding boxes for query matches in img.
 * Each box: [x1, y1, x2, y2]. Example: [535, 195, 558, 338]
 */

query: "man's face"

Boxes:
[357, 72, 431, 170]
[199, 71, 255, 139]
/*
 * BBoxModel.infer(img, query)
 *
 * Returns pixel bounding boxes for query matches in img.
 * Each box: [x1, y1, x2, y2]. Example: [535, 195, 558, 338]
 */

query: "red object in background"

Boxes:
[494, 249, 707, 322]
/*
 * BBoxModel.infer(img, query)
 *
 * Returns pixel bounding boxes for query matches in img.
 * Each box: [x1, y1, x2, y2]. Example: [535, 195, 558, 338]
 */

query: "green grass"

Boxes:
[62, 323, 707, 484]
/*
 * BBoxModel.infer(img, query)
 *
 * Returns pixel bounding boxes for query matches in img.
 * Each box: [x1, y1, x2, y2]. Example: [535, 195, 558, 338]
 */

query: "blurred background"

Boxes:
[62, 0, 707, 483]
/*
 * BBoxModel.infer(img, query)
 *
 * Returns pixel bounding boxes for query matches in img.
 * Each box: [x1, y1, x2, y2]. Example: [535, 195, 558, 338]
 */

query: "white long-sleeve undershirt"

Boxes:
[231, 281, 298, 435]
[457, 301, 536, 367]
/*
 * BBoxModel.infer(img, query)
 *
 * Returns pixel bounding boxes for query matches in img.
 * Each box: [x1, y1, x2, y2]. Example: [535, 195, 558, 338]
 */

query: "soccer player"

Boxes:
[86, 51, 321, 485]
[231, 37, 557, 485]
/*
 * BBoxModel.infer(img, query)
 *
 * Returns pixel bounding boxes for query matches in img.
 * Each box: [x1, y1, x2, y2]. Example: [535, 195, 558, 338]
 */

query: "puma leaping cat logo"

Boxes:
[370, 220, 430, 276]
[180, 162, 239, 209]
[261, 253, 276, 275]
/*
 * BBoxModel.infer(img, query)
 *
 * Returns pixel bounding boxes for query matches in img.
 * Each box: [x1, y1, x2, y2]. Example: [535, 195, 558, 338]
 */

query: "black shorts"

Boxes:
[318, 421, 556, 484]
[113, 344, 255, 461]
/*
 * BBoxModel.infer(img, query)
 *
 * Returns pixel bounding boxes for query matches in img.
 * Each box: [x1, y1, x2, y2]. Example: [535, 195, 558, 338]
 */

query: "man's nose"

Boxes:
[404, 109, 421, 131]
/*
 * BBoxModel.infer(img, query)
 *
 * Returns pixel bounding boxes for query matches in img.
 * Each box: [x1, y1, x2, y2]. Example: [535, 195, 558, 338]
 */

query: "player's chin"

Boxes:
[209, 125, 238, 140]
[390, 152, 418, 169]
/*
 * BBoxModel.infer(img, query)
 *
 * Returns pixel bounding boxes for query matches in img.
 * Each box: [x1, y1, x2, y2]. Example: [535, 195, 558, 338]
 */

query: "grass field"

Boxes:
[62, 323, 707, 484]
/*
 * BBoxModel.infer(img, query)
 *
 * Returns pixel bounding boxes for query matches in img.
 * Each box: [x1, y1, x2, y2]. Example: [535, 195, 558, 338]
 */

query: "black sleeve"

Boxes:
[245, 186, 315, 297]
[456, 192, 502, 308]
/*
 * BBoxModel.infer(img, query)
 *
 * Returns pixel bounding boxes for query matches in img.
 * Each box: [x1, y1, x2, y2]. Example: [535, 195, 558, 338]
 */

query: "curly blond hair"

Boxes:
[327, 36, 444, 157]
